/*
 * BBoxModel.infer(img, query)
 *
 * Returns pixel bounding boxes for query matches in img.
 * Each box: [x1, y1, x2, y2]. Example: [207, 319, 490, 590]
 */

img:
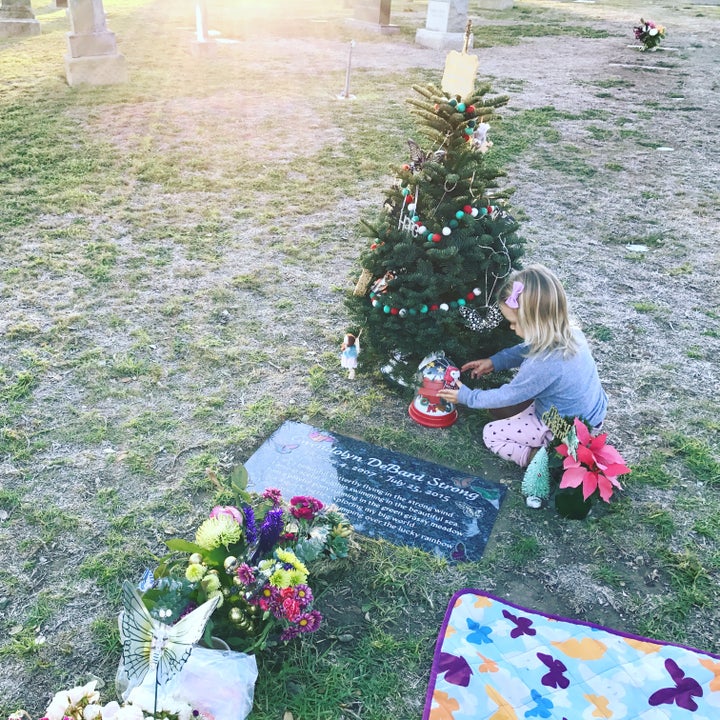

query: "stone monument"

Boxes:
[244, 421, 507, 562]
[191, 0, 216, 55]
[65, 0, 127, 86]
[476, 0, 513, 8]
[348, 0, 398, 34]
[415, 0, 471, 51]
[0, 0, 41, 38]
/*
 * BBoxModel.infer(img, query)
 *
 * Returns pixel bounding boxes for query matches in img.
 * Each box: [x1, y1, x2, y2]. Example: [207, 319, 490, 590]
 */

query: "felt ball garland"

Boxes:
[394, 199, 495, 245]
[369, 286, 484, 318]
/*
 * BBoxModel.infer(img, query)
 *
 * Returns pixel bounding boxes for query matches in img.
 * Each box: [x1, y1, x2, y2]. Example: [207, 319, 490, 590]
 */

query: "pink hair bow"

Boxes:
[505, 281, 524, 308]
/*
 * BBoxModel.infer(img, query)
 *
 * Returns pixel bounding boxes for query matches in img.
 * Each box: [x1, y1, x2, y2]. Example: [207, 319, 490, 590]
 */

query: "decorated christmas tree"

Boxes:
[346, 79, 526, 384]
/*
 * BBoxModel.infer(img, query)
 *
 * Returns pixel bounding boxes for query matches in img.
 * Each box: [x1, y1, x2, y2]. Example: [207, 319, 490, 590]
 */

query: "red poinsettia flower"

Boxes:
[556, 418, 631, 502]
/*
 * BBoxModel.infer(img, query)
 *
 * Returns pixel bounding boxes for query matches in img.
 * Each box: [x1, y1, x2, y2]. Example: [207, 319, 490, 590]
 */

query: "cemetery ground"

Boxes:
[1, 0, 719, 716]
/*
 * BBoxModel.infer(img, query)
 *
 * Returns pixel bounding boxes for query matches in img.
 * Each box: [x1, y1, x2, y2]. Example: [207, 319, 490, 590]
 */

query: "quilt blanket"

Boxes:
[424, 589, 720, 720]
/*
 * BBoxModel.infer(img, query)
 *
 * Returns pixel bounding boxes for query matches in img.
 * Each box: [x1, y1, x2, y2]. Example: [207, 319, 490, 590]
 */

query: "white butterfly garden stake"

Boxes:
[118, 580, 220, 715]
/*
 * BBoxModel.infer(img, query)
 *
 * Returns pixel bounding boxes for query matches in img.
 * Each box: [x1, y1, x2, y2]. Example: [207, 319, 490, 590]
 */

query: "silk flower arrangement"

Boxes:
[139, 468, 353, 655]
[633, 18, 666, 51]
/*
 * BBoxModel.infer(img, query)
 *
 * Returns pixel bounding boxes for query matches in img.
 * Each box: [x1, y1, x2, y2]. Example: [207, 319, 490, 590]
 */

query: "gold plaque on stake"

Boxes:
[441, 20, 478, 98]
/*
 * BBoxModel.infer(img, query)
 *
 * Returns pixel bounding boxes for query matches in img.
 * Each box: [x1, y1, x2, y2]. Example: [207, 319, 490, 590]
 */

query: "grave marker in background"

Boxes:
[244, 421, 506, 562]
[0, 0, 41, 38]
[65, 0, 127, 86]
[348, 0, 398, 34]
[416, 0, 470, 50]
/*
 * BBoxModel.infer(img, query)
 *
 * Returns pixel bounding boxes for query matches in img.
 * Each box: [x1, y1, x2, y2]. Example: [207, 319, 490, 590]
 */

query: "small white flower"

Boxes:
[114, 705, 144, 720]
[83, 705, 102, 720]
[100, 701, 121, 720]
[309, 526, 328, 541]
[45, 697, 71, 720]
[60, 681, 99, 707]
[648, 28, 658, 36]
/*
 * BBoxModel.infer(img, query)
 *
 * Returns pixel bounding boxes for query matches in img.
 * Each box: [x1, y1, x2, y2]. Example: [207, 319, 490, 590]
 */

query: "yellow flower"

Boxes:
[276, 548, 308, 576]
[275, 548, 295, 564]
[185, 563, 207, 583]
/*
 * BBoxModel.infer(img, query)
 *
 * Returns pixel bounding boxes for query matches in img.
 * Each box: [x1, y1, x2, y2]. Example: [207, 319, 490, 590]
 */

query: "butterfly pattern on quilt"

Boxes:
[424, 589, 720, 720]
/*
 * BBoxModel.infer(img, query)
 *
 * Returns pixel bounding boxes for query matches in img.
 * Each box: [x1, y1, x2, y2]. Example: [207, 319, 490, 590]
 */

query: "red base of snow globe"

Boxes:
[408, 397, 458, 427]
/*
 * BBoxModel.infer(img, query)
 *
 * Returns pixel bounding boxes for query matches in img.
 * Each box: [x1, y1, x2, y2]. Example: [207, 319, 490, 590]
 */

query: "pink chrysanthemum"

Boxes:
[236, 563, 255, 586]
[262, 487, 283, 504]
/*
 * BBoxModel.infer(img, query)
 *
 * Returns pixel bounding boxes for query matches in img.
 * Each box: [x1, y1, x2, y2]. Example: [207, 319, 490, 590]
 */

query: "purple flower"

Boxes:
[293, 584, 314, 609]
[243, 504, 257, 544]
[280, 625, 302, 642]
[296, 609, 322, 633]
[254, 507, 284, 560]
[236, 563, 255, 586]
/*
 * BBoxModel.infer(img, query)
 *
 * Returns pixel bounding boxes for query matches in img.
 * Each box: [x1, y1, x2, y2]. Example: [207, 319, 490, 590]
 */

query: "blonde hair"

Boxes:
[498, 264, 578, 357]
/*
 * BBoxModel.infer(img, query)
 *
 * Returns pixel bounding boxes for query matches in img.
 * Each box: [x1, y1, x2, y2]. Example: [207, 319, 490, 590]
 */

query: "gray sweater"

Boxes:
[456, 331, 608, 427]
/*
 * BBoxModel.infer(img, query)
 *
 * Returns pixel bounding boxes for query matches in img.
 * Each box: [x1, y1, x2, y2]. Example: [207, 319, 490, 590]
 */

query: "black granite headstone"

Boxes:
[244, 421, 506, 562]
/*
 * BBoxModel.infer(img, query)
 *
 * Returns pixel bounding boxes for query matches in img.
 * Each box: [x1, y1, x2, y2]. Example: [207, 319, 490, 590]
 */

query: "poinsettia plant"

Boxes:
[633, 18, 666, 51]
[555, 417, 631, 502]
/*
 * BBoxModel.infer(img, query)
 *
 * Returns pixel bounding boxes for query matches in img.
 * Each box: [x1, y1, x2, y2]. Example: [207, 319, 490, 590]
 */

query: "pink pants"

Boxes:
[482, 402, 553, 468]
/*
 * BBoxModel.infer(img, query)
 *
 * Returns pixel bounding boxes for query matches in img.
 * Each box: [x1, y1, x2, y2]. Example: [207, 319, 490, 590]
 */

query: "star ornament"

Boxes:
[556, 418, 630, 502]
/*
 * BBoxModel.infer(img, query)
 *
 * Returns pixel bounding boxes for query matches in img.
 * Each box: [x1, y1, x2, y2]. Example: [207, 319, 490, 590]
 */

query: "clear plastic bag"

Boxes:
[116, 646, 257, 720]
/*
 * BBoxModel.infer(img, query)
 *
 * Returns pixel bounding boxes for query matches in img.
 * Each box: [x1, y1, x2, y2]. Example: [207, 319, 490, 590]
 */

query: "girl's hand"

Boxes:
[438, 383, 462, 404]
[461, 358, 494, 378]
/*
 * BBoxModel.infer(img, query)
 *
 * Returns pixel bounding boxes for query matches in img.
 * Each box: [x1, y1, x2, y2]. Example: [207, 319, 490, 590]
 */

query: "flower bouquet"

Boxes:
[633, 18, 666, 51]
[9, 680, 212, 720]
[140, 466, 353, 654]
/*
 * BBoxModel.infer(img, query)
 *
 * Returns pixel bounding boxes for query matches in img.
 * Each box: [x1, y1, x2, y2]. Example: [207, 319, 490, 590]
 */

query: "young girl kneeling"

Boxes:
[438, 264, 607, 469]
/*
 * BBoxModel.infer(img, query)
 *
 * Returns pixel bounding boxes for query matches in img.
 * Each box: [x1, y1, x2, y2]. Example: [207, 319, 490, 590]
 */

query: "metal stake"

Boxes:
[195, 0, 208, 42]
[337, 40, 356, 100]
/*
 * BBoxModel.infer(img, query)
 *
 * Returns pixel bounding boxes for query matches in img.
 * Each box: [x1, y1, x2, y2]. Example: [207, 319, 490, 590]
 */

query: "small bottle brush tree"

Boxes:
[346, 82, 525, 383]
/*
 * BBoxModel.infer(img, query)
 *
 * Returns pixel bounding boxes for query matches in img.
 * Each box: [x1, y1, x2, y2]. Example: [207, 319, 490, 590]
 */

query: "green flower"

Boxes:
[269, 568, 292, 588]
[185, 563, 207, 583]
[288, 568, 308, 585]
[201, 573, 221, 593]
[195, 515, 242, 550]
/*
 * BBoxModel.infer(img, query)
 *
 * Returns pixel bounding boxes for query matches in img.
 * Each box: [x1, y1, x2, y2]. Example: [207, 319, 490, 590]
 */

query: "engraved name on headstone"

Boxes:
[244, 421, 506, 562]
